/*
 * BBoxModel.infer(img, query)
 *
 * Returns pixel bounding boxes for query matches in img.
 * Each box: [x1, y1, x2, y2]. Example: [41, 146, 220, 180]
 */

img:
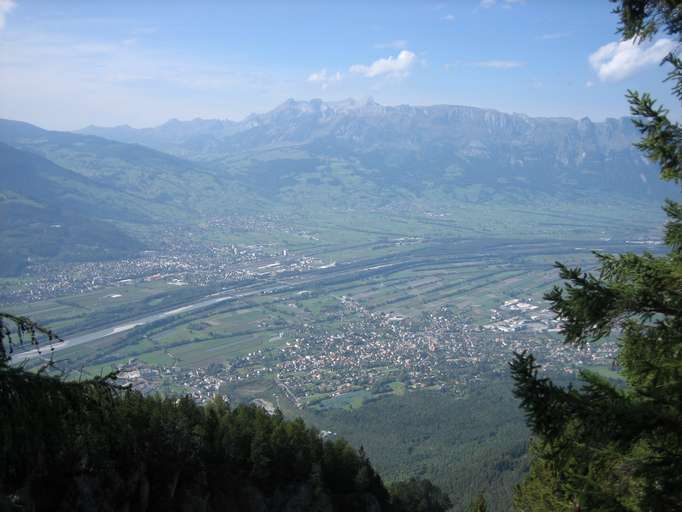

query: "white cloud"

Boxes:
[307, 68, 342, 89]
[307, 69, 326, 82]
[441, 14, 455, 22]
[589, 37, 676, 81]
[475, 59, 525, 69]
[350, 50, 416, 78]
[0, 0, 16, 30]
[538, 32, 570, 40]
[0, 31, 286, 128]
[374, 40, 407, 49]
[480, 0, 524, 8]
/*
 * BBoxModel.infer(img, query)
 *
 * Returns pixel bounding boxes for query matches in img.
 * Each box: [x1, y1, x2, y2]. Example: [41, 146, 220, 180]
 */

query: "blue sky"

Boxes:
[0, 0, 679, 130]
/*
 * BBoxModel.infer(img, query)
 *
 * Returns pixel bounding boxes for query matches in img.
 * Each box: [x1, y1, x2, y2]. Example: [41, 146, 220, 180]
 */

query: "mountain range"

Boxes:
[78, 97, 670, 200]
[81, 97, 639, 158]
[1, 98, 677, 275]
[0, 119, 249, 275]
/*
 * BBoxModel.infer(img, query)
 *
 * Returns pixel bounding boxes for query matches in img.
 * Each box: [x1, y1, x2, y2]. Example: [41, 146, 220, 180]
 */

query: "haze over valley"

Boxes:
[1, 98, 671, 277]
[1, 96, 674, 509]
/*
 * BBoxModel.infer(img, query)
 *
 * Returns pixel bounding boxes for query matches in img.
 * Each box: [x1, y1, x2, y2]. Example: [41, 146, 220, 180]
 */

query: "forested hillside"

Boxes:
[0, 362, 398, 511]
[305, 379, 529, 511]
[0, 142, 143, 276]
[0, 316, 452, 512]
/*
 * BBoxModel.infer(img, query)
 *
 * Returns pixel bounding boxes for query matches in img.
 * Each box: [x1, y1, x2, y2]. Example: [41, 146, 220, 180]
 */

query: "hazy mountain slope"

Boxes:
[0, 119, 271, 275]
[80, 118, 241, 158]
[0, 118, 258, 219]
[79, 98, 671, 201]
[0, 142, 143, 276]
[216, 99, 668, 200]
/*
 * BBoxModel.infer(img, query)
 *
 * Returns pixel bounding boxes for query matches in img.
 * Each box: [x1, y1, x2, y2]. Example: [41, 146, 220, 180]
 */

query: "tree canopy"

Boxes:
[511, 1, 682, 510]
[1, 357, 393, 511]
[0, 316, 453, 511]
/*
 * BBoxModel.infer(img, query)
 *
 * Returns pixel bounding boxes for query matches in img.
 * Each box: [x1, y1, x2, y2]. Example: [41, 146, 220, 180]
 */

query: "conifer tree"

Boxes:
[388, 478, 452, 512]
[468, 493, 488, 512]
[511, 1, 682, 510]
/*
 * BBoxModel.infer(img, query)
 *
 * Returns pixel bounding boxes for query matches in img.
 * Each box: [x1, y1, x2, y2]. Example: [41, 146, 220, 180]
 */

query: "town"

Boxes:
[115, 294, 617, 407]
[0, 214, 326, 304]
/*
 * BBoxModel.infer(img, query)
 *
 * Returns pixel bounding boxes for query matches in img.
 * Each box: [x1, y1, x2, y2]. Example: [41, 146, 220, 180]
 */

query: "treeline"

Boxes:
[0, 357, 452, 512]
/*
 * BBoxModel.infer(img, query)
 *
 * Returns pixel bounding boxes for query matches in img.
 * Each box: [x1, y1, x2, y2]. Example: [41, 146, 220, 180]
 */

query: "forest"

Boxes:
[0, 331, 452, 512]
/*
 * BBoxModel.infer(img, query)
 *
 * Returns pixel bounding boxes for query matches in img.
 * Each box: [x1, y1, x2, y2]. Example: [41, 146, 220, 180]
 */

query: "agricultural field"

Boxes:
[3, 197, 664, 512]
[10, 220, 651, 386]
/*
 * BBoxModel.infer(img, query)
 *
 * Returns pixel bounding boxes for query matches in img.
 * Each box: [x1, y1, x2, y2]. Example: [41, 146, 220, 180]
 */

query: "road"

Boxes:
[12, 294, 241, 363]
[11, 236, 644, 364]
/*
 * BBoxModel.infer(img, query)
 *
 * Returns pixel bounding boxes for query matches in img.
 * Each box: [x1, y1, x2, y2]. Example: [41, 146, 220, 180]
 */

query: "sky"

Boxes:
[0, 0, 680, 130]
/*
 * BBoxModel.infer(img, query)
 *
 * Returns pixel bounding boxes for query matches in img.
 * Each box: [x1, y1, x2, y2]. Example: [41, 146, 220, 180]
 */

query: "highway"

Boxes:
[11, 293, 239, 363]
[11, 236, 643, 364]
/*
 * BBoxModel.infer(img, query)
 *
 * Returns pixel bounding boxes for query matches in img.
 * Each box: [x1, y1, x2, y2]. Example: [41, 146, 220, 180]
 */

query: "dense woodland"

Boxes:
[0, 314, 457, 512]
[306, 379, 529, 511]
[0, 323, 455, 512]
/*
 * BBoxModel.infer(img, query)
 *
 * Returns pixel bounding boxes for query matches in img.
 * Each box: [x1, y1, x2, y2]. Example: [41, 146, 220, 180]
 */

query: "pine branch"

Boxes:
[0, 312, 64, 363]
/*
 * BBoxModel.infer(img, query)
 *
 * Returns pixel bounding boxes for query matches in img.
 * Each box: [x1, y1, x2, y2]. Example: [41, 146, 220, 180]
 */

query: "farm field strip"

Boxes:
[11, 236, 649, 375]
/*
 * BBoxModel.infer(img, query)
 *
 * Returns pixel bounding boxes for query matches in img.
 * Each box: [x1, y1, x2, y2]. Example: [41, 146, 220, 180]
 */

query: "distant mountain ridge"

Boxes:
[76, 98, 667, 199]
[79, 97, 640, 158]
[0, 118, 251, 217]
[80, 117, 241, 157]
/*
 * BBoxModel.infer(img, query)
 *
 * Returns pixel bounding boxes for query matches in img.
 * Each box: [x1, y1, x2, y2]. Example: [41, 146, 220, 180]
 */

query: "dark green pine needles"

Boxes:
[0, 360, 393, 511]
[511, 1, 682, 510]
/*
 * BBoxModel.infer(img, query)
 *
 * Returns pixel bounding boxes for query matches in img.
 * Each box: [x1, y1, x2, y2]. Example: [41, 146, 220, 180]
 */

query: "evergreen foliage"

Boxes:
[388, 478, 452, 512]
[0, 361, 390, 510]
[0, 316, 448, 512]
[467, 493, 488, 512]
[0, 312, 61, 363]
[511, 1, 682, 510]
